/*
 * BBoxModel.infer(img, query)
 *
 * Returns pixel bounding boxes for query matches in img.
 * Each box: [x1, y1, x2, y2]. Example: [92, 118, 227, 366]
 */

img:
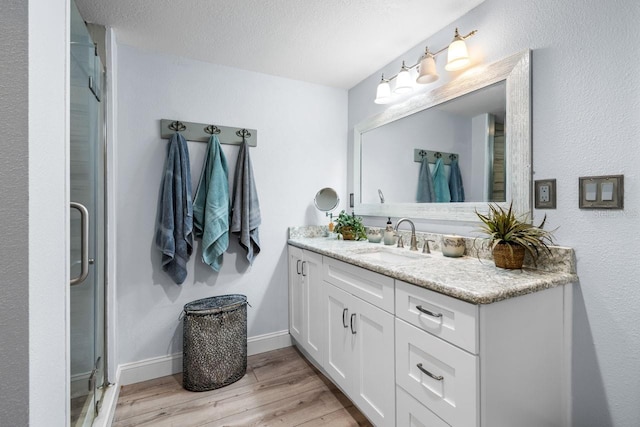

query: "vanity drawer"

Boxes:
[322, 256, 394, 314]
[396, 280, 478, 354]
[397, 385, 451, 427]
[396, 318, 478, 427]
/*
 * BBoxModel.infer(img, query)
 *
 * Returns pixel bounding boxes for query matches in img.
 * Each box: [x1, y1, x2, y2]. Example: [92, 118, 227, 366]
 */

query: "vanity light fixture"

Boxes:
[373, 27, 478, 104]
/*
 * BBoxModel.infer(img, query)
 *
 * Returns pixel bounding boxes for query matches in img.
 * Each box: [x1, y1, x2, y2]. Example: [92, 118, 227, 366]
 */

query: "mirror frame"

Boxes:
[354, 50, 531, 222]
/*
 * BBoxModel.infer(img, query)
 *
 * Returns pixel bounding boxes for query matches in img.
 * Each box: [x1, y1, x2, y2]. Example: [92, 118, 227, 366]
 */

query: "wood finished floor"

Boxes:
[113, 346, 372, 427]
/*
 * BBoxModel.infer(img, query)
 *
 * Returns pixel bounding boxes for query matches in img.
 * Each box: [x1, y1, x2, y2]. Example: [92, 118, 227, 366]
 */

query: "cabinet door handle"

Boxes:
[416, 305, 443, 318]
[342, 308, 349, 328]
[350, 313, 357, 334]
[296, 259, 301, 275]
[301, 261, 307, 277]
[417, 363, 444, 381]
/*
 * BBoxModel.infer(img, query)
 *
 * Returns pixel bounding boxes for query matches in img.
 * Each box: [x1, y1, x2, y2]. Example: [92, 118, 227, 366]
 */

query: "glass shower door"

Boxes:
[69, 0, 106, 425]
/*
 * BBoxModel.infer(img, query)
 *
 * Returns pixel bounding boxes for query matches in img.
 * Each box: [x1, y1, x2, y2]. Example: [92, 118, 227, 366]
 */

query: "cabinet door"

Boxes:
[302, 250, 324, 362]
[324, 283, 355, 394]
[352, 298, 395, 427]
[288, 246, 304, 344]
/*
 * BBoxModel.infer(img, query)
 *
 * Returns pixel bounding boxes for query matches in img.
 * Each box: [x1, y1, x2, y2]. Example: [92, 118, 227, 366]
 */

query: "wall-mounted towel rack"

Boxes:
[413, 149, 458, 165]
[161, 119, 257, 147]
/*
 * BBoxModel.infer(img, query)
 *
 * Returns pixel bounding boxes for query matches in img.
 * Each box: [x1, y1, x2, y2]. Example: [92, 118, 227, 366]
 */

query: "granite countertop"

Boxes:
[288, 235, 578, 305]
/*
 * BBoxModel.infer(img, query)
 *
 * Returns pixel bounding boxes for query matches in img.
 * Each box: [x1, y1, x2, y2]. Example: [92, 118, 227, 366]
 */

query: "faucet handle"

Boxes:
[423, 239, 435, 254]
[397, 234, 404, 248]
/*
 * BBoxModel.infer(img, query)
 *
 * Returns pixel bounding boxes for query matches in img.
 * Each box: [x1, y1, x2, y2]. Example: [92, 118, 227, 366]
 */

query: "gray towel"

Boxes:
[154, 132, 193, 284]
[230, 139, 261, 264]
[193, 135, 229, 271]
[449, 158, 465, 202]
[416, 158, 435, 202]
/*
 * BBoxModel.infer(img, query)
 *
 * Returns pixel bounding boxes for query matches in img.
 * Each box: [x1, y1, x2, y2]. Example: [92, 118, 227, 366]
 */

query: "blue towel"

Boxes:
[449, 158, 465, 202]
[432, 158, 451, 203]
[154, 133, 193, 284]
[230, 139, 261, 264]
[416, 158, 435, 203]
[193, 135, 229, 271]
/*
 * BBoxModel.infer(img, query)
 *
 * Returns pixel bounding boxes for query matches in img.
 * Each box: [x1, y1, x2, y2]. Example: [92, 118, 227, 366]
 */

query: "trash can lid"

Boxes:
[183, 294, 248, 316]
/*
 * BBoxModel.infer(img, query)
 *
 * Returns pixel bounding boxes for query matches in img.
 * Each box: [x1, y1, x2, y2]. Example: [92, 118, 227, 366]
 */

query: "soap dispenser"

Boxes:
[383, 217, 395, 245]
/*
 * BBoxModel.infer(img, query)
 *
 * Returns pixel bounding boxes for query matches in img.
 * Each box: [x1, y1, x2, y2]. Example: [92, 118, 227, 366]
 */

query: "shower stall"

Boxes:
[69, 1, 108, 425]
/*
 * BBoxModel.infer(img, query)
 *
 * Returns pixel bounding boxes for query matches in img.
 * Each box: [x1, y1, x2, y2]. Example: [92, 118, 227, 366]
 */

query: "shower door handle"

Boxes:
[70, 202, 90, 286]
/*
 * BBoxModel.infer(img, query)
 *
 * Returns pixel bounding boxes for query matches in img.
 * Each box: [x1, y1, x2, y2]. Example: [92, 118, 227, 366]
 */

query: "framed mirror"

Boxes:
[354, 50, 531, 222]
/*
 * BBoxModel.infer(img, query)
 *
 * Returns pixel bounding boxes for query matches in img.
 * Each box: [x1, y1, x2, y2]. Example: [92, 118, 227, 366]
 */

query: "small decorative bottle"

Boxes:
[383, 217, 395, 245]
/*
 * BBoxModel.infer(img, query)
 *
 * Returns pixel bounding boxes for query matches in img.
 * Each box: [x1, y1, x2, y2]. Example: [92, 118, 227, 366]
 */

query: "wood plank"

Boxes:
[201, 387, 346, 427]
[297, 408, 372, 427]
[113, 367, 323, 426]
[113, 346, 371, 427]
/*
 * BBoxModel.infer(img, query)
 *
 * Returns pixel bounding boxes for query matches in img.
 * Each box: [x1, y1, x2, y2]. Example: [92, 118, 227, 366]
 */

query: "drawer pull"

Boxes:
[417, 363, 444, 381]
[342, 308, 349, 328]
[416, 305, 443, 318]
[350, 313, 357, 334]
[296, 259, 301, 275]
[301, 261, 307, 277]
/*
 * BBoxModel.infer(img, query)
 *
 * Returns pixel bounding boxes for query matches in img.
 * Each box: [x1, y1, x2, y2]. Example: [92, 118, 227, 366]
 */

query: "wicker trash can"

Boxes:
[182, 294, 248, 391]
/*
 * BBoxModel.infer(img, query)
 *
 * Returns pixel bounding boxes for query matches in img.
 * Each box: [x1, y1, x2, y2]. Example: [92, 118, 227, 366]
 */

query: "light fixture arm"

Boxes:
[381, 28, 478, 82]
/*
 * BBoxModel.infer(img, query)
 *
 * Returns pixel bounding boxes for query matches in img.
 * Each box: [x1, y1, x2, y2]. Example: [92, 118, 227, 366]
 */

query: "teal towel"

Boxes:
[154, 132, 193, 284]
[193, 135, 229, 271]
[449, 158, 465, 202]
[230, 139, 261, 264]
[416, 158, 435, 202]
[432, 158, 451, 203]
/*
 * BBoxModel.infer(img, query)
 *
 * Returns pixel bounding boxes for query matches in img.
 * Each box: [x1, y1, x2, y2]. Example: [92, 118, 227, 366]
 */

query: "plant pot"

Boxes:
[492, 243, 525, 269]
[340, 227, 356, 240]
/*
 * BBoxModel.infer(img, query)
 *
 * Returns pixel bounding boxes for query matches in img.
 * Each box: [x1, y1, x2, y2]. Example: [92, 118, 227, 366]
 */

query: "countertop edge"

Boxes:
[288, 238, 578, 305]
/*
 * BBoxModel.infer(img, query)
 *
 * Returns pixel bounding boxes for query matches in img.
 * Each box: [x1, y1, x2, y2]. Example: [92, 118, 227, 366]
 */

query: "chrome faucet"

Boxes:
[394, 218, 418, 251]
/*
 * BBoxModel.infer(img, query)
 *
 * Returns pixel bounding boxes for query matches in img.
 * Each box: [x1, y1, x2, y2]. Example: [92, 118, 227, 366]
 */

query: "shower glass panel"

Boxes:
[70, 0, 106, 425]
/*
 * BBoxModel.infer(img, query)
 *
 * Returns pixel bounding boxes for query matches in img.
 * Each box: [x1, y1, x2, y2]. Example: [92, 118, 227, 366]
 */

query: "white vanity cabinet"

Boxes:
[323, 258, 395, 427]
[287, 243, 571, 427]
[395, 280, 569, 427]
[287, 246, 324, 363]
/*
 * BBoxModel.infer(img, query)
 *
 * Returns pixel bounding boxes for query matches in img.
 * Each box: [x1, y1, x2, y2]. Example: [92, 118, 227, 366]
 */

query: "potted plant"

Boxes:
[333, 210, 367, 241]
[475, 203, 555, 269]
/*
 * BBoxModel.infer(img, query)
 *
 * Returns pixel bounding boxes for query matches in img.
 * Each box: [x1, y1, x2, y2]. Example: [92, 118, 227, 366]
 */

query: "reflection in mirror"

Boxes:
[314, 187, 340, 212]
[354, 50, 531, 222]
[361, 81, 506, 204]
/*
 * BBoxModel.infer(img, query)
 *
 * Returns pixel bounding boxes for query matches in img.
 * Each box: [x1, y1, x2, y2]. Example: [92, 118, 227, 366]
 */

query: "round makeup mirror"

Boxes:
[314, 187, 340, 212]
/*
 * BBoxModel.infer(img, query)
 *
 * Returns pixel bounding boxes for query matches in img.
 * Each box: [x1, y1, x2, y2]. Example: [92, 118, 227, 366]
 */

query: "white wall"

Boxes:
[348, 0, 640, 425]
[1, 1, 29, 425]
[115, 45, 347, 365]
[28, 0, 70, 425]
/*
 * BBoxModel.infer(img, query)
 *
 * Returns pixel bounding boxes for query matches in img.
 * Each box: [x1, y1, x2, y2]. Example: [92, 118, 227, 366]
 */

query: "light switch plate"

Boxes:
[535, 179, 556, 209]
[579, 175, 624, 209]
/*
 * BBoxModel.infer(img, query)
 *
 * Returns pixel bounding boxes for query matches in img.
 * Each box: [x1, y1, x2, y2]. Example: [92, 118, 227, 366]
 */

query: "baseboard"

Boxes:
[119, 330, 291, 385]
[70, 371, 91, 399]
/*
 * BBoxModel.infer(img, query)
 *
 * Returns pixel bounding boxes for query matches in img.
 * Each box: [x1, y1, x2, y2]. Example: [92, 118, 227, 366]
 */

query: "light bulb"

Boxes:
[394, 62, 413, 94]
[416, 50, 438, 84]
[374, 77, 392, 104]
[445, 29, 471, 71]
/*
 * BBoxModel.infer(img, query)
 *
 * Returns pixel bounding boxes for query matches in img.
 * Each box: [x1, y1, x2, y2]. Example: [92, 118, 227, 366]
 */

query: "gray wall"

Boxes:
[115, 45, 348, 366]
[0, 1, 29, 425]
[348, 0, 640, 425]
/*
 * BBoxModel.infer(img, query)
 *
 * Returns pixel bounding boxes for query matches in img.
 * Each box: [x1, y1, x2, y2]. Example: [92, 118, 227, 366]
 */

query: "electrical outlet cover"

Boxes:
[535, 179, 556, 209]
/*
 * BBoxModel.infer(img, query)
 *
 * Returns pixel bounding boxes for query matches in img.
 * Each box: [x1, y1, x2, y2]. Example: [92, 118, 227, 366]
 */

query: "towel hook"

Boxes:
[435, 152, 442, 159]
[169, 121, 186, 132]
[418, 149, 428, 159]
[449, 154, 457, 160]
[236, 129, 252, 139]
[204, 125, 221, 135]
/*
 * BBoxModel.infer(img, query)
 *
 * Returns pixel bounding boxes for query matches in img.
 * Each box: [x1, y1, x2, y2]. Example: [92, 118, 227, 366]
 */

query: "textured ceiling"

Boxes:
[75, 0, 484, 89]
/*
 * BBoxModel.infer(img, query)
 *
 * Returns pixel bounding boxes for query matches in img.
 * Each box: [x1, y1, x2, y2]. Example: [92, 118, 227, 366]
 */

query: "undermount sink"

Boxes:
[355, 247, 427, 263]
